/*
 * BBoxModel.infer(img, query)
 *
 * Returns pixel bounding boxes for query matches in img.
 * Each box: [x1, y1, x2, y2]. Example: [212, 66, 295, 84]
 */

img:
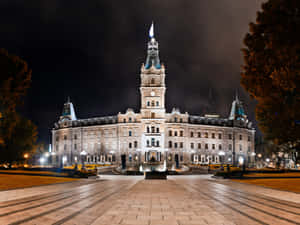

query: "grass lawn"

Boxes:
[233, 178, 300, 193]
[0, 174, 78, 190]
[244, 172, 300, 177]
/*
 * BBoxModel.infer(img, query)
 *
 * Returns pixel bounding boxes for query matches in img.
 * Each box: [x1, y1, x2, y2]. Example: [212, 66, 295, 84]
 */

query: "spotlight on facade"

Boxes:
[238, 156, 244, 165]
[62, 156, 67, 163]
[251, 152, 256, 156]
[74, 156, 78, 162]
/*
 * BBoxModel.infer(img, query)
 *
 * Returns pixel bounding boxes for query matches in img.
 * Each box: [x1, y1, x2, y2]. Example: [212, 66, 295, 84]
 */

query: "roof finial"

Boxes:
[149, 21, 154, 38]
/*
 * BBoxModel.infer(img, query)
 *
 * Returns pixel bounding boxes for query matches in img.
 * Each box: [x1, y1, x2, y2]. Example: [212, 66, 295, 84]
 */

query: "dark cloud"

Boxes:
[0, 0, 265, 143]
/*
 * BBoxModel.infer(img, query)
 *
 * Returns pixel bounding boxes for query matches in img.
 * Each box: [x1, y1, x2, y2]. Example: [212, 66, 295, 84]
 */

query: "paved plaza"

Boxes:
[0, 175, 299, 225]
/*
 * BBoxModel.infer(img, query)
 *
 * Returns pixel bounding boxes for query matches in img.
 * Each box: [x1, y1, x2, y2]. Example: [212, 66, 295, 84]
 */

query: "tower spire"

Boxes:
[149, 21, 154, 38]
[145, 22, 161, 69]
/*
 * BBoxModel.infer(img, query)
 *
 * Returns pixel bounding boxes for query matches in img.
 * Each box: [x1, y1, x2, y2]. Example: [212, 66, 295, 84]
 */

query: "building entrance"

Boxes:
[145, 151, 162, 162]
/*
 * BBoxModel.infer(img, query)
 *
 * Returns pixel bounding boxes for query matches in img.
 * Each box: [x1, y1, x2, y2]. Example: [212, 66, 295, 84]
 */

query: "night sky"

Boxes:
[0, 0, 264, 144]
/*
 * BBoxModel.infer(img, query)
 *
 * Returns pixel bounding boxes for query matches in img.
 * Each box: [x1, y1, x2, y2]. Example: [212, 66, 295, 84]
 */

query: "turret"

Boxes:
[59, 97, 77, 121]
[229, 93, 247, 121]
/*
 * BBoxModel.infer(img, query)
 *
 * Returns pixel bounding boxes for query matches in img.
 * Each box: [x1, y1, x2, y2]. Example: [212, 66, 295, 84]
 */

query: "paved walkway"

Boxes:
[0, 175, 299, 225]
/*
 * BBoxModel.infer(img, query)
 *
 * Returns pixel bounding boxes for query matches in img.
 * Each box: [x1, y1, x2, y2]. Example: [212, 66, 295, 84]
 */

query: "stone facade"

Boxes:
[51, 27, 255, 168]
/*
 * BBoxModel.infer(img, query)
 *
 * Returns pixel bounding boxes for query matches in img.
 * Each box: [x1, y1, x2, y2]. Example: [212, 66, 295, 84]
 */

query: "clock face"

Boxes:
[150, 91, 155, 96]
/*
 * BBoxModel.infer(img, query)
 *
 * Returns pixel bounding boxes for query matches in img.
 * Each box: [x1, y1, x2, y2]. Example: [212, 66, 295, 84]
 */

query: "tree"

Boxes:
[0, 48, 32, 144]
[0, 114, 38, 166]
[241, 0, 300, 151]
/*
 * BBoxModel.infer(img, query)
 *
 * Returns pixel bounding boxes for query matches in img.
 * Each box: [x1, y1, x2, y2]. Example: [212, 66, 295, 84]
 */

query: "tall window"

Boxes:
[151, 126, 155, 133]
[123, 118, 126, 123]
[212, 144, 215, 149]
[239, 144, 242, 151]
[180, 131, 183, 137]
[129, 143, 132, 148]
[174, 142, 178, 148]
[151, 78, 155, 84]
[218, 133, 222, 139]
[156, 101, 159, 106]
[174, 131, 178, 136]
[74, 134, 77, 140]
[180, 142, 183, 148]
[169, 130, 172, 136]
[151, 113, 155, 118]
[198, 143, 201, 149]
[169, 141, 172, 148]
[205, 143, 208, 149]
[156, 127, 160, 133]
[239, 135, 242, 140]
[147, 101, 150, 106]
[248, 136, 251, 142]
[156, 140, 160, 147]
[151, 138, 155, 146]
[56, 136, 59, 142]
[129, 117, 132, 122]
[129, 131, 132, 136]
[229, 144, 232, 151]
[190, 132, 194, 137]
[64, 135, 67, 140]
[212, 133, 215, 139]
[151, 101, 155, 107]
[74, 144, 77, 150]
[198, 132, 201, 138]
[191, 143, 194, 149]
[205, 132, 208, 138]
[219, 144, 222, 150]
[134, 141, 138, 148]
[147, 126, 150, 133]
[180, 118, 183, 123]
[147, 140, 150, 147]
[174, 117, 178, 122]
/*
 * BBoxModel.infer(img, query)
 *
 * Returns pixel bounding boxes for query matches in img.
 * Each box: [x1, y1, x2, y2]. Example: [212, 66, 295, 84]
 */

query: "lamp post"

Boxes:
[80, 151, 87, 170]
[24, 153, 29, 167]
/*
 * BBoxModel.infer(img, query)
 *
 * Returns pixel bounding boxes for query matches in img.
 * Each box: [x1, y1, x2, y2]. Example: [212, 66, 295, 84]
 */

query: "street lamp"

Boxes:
[80, 151, 87, 170]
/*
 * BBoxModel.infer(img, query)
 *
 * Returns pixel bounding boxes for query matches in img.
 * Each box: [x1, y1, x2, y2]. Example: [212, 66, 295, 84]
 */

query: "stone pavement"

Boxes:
[0, 175, 299, 225]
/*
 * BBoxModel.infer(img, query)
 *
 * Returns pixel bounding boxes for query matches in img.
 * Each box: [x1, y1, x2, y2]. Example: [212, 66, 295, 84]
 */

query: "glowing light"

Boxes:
[24, 153, 29, 159]
[44, 152, 50, 157]
[80, 151, 87, 156]
[257, 153, 262, 158]
[266, 158, 270, 162]
[39, 157, 45, 163]
[62, 156, 67, 163]
[218, 151, 225, 156]
[149, 22, 154, 38]
[74, 156, 77, 162]
[251, 152, 256, 156]
[238, 156, 244, 165]
[150, 91, 155, 96]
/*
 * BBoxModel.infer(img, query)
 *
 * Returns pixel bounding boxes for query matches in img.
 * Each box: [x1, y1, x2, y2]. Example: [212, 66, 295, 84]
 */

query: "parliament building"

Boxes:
[51, 24, 255, 169]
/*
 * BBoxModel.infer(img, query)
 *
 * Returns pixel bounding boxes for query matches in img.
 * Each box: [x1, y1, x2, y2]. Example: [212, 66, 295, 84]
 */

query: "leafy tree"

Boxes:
[0, 114, 38, 166]
[241, 0, 300, 152]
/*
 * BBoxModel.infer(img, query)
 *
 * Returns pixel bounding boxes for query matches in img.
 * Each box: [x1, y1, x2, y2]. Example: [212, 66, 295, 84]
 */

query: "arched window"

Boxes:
[147, 101, 150, 106]
[151, 126, 155, 133]
[156, 140, 160, 147]
[147, 126, 150, 133]
[129, 131, 132, 136]
[174, 142, 178, 148]
[169, 130, 172, 136]
[123, 118, 126, 123]
[147, 140, 150, 147]
[129, 143, 132, 148]
[151, 101, 155, 107]
[156, 127, 160, 133]
[129, 117, 132, 122]
[134, 141, 138, 148]
[151, 138, 155, 146]
[174, 131, 178, 136]
[169, 141, 172, 148]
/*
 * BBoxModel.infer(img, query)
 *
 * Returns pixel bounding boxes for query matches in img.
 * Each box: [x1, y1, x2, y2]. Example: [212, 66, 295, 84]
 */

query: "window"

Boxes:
[129, 131, 132, 136]
[147, 127, 150, 133]
[198, 132, 201, 138]
[151, 113, 155, 118]
[169, 130, 172, 136]
[248, 136, 250, 142]
[129, 143, 132, 148]
[151, 101, 155, 107]
[156, 101, 159, 106]
[198, 143, 201, 149]
[218, 133, 222, 139]
[151, 78, 155, 84]
[156, 127, 160, 133]
[147, 101, 150, 107]
[64, 144, 67, 150]
[134, 141, 138, 148]
[74, 144, 77, 150]
[147, 140, 150, 147]
[174, 131, 178, 136]
[64, 135, 67, 140]
[180, 155, 183, 161]
[180, 142, 183, 148]
[151, 126, 155, 133]
[151, 138, 155, 146]
[74, 134, 77, 140]
[174, 117, 178, 122]
[129, 117, 132, 122]
[248, 146, 251, 152]
[180, 131, 183, 137]
[156, 140, 160, 147]
[212, 144, 215, 150]
[239, 135, 242, 140]
[169, 141, 172, 148]
[219, 144, 222, 150]
[239, 144, 242, 151]
[190, 132, 194, 137]
[205, 132, 208, 138]
[123, 118, 126, 123]
[229, 144, 232, 151]
[174, 142, 178, 148]
[205, 144, 208, 149]
[228, 134, 232, 140]
[191, 143, 194, 149]
[212, 133, 215, 139]
[180, 118, 183, 123]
